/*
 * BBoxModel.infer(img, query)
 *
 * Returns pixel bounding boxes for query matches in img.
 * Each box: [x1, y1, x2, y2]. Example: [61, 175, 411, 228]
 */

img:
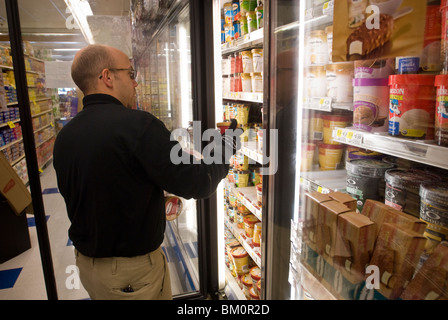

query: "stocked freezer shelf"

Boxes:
[299, 170, 347, 194]
[221, 28, 263, 55]
[332, 127, 448, 170]
[240, 140, 263, 165]
[223, 92, 263, 103]
[224, 215, 261, 268]
[225, 178, 262, 221]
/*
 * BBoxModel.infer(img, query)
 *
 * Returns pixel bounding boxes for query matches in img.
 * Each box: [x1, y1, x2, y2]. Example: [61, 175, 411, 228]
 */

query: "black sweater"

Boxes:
[53, 94, 229, 257]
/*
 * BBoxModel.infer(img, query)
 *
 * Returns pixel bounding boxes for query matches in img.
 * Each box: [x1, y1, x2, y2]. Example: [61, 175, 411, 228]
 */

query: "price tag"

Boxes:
[322, 0, 334, 15]
[318, 97, 332, 112]
[7, 121, 15, 129]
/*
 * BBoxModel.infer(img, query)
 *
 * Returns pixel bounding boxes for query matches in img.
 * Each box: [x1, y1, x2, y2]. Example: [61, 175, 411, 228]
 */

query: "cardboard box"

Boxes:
[0, 153, 31, 215]
[304, 191, 332, 251]
[334, 211, 376, 283]
[361, 200, 427, 237]
[317, 200, 354, 259]
[400, 241, 448, 300]
[328, 191, 357, 211]
[369, 222, 427, 300]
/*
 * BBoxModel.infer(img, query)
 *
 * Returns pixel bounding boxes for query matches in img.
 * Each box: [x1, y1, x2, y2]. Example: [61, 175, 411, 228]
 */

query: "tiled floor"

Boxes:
[0, 162, 200, 300]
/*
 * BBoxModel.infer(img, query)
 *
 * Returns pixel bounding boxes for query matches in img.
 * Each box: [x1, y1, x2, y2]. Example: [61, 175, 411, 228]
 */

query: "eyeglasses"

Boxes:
[99, 68, 136, 80]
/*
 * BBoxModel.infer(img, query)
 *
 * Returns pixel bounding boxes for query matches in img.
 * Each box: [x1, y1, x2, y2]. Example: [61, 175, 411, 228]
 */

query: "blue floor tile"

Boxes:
[0, 268, 22, 289]
[27, 215, 50, 227]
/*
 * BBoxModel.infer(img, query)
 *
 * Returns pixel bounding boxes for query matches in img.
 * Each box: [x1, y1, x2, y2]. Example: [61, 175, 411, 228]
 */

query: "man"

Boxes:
[53, 44, 239, 300]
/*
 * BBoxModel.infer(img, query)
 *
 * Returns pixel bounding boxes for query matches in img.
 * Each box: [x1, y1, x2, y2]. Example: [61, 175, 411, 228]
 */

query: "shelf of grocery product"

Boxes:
[332, 127, 448, 170]
[223, 92, 263, 103]
[299, 170, 347, 194]
[240, 140, 263, 164]
[303, 97, 352, 112]
[224, 214, 261, 268]
[221, 28, 263, 55]
[225, 178, 262, 221]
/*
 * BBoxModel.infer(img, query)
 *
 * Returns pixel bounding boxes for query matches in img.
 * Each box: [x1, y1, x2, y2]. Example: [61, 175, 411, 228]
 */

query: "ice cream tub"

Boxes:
[241, 272, 253, 299]
[301, 143, 316, 172]
[346, 159, 394, 210]
[256, 183, 262, 205]
[234, 169, 249, 188]
[249, 286, 260, 300]
[435, 74, 448, 147]
[326, 62, 354, 104]
[252, 222, 262, 247]
[318, 143, 345, 171]
[250, 266, 261, 294]
[244, 213, 259, 237]
[353, 77, 389, 133]
[420, 182, 448, 243]
[230, 246, 249, 275]
[388, 74, 437, 140]
[322, 113, 351, 145]
[354, 58, 395, 79]
[385, 169, 441, 218]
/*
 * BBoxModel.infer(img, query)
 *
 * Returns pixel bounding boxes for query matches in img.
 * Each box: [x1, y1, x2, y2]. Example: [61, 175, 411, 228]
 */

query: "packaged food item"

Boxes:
[241, 272, 253, 298]
[249, 286, 260, 299]
[252, 222, 262, 247]
[346, 159, 394, 210]
[241, 73, 252, 92]
[435, 74, 448, 147]
[309, 112, 323, 141]
[239, 15, 249, 36]
[246, 11, 257, 33]
[419, 182, 448, 245]
[353, 77, 389, 133]
[354, 58, 395, 79]
[241, 50, 253, 73]
[224, 2, 234, 24]
[318, 143, 345, 171]
[234, 169, 249, 187]
[421, 2, 442, 72]
[306, 66, 327, 97]
[326, 62, 354, 104]
[396, 56, 421, 74]
[256, 183, 262, 205]
[251, 48, 263, 73]
[224, 23, 234, 43]
[301, 143, 316, 172]
[232, 0, 241, 21]
[325, 25, 333, 63]
[233, 21, 241, 40]
[250, 266, 261, 293]
[384, 169, 441, 218]
[255, 5, 263, 29]
[322, 113, 351, 145]
[165, 196, 183, 221]
[307, 29, 328, 65]
[244, 213, 259, 237]
[388, 74, 437, 140]
[230, 246, 249, 275]
[251, 72, 263, 92]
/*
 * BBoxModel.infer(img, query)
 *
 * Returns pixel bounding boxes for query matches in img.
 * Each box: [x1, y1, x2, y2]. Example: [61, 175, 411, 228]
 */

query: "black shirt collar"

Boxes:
[82, 94, 124, 109]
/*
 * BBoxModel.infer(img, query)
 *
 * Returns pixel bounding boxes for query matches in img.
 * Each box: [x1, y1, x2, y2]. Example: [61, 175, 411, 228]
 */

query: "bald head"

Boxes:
[71, 44, 116, 94]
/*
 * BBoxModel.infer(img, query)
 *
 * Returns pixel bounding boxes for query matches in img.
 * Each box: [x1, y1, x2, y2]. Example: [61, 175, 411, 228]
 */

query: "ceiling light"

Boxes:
[64, 0, 94, 44]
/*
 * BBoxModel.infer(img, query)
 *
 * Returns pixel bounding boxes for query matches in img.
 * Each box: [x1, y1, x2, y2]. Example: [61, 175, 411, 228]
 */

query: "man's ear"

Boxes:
[99, 69, 114, 88]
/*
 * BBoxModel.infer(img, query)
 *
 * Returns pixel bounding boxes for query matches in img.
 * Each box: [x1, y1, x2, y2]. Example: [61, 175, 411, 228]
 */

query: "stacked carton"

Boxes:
[302, 192, 447, 300]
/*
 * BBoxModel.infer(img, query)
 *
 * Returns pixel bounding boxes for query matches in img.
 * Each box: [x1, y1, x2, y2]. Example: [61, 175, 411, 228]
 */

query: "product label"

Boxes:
[353, 101, 378, 132]
[436, 89, 448, 129]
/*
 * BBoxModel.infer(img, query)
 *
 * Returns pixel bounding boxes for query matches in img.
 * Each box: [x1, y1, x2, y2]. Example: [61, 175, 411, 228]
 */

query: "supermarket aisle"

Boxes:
[0, 162, 199, 299]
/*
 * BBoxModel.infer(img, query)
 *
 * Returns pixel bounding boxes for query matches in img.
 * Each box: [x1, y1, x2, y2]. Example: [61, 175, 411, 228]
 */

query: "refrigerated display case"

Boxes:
[290, 0, 448, 300]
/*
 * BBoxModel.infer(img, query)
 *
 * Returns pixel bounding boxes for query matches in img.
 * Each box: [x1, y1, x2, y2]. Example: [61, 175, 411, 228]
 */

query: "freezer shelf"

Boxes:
[240, 141, 263, 164]
[225, 178, 262, 221]
[332, 127, 448, 170]
[300, 170, 347, 194]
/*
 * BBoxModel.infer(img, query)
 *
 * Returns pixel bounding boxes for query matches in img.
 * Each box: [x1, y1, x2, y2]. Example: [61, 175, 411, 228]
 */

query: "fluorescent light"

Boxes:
[65, 0, 94, 44]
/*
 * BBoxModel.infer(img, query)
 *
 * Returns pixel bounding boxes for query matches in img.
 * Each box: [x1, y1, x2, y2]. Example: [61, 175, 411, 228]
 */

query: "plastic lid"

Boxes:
[435, 74, 448, 87]
[389, 74, 436, 86]
[241, 273, 253, 286]
[385, 169, 441, 189]
[250, 266, 262, 280]
[420, 182, 448, 208]
[346, 159, 394, 177]
[353, 77, 389, 87]
[231, 246, 248, 258]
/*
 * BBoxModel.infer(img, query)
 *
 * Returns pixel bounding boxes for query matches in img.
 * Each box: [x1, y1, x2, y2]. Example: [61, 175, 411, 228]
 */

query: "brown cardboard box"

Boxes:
[369, 222, 427, 300]
[0, 153, 31, 215]
[317, 200, 354, 259]
[304, 191, 332, 251]
[328, 191, 357, 211]
[400, 241, 448, 300]
[334, 211, 376, 283]
[361, 200, 427, 237]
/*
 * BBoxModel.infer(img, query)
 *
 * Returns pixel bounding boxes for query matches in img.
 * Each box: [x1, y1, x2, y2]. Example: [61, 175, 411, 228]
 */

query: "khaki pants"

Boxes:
[75, 247, 172, 300]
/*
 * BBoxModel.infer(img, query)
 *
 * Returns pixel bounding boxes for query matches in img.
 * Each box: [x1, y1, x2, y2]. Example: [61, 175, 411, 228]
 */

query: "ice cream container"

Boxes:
[230, 246, 249, 275]
[301, 143, 316, 172]
[234, 153, 249, 171]
[307, 29, 328, 65]
[420, 182, 448, 243]
[249, 286, 260, 300]
[241, 50, 253, 73]
[256, 279, 261, 294]
[309, 112, 323, 141]
[385, 169, 441, 218]
[241, 73, 252, 92]
[241, 272, 253, 299]
[354, 58, 395, 79]
[346, 159, 394, 210]
[252, 222, 262, 247]
[244, 213, 259, 237]
[250, 266, 261, 294]
[235, 104, 249, 125]
[224, 2, 234, 24]
[251, 48, 263, 73]
[306, 66, 327, 97]
[348, 150, 384, 160]
[395, 56, 421, 74]
[251, 72, 263, 93]
[435, 74, 448, 147]
[234, 169, 249, 187]
[353, 77, 389, 133]
[318, 143, 345, 171]
[247, 11, 257, 33]
[421, 4, 442, 73]
[388, 75, 437, 140]
[326, 62, 354, 103]
[256, 183, 262, 205]
[322, 113, 351, 145]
